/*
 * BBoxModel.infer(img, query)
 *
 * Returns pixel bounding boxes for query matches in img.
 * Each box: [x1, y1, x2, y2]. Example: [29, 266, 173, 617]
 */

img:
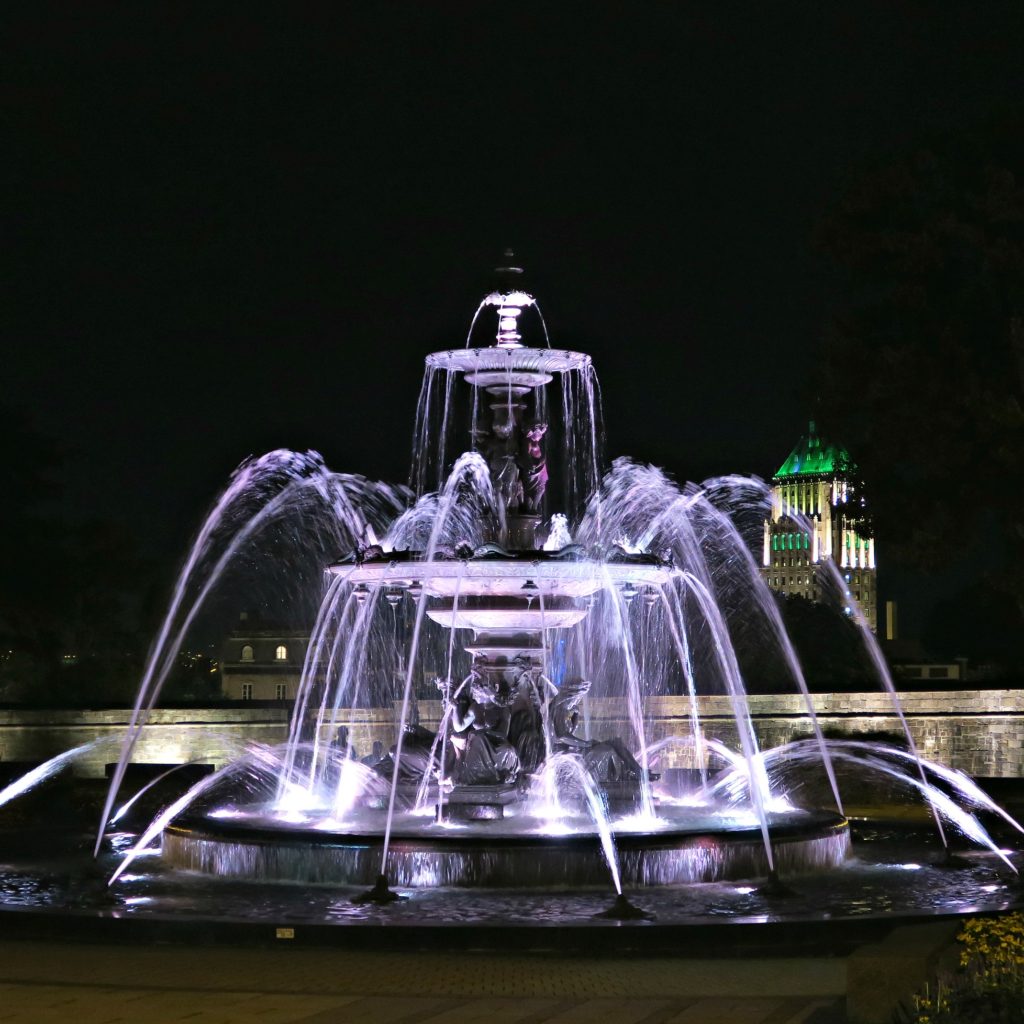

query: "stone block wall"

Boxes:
[0, 707, 290, 778]
[2, 690, 1022, 780]
[587, 691, 1024, 778]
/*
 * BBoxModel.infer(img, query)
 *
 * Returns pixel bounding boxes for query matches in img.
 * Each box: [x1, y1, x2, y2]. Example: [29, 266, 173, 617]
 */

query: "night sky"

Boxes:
[6, 5, 1023, 609]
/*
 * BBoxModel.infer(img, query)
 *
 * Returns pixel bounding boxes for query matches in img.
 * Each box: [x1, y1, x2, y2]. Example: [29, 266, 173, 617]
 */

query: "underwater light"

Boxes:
[537, 822, 575, 836]
[615, 812, 668, 833]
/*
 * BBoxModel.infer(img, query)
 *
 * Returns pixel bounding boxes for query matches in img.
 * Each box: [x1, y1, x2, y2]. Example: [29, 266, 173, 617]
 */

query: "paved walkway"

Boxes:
[0, 941, 845, 1023]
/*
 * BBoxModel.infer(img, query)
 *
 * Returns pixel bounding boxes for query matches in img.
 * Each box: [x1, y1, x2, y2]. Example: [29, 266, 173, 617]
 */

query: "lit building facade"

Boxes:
[761, 421, 877, 632]
[220, 613, 308, 701]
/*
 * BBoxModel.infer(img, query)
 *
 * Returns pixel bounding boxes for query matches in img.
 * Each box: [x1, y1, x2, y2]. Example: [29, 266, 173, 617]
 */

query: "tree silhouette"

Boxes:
[814, 120, 1024, 619]
[0, 404, 154, 704]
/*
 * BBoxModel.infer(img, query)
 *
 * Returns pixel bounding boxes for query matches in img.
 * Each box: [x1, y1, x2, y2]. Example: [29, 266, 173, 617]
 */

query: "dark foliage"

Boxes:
[814, 119, 1024, 620]
[0, 404, 191, 705]
[740, 594, 876, 693]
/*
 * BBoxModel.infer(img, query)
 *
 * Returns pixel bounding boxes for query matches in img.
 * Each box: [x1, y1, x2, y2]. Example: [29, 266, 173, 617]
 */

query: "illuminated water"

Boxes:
[0, 821, 1019, 927]
[1, 259, 1021, 917]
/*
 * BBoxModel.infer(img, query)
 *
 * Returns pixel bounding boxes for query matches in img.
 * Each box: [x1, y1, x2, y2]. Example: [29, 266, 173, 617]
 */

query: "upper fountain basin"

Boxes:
[426, 347, 591, 390]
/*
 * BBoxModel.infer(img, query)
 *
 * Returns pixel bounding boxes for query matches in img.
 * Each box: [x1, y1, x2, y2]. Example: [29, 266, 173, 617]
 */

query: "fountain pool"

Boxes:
[1, 255, 1021, 931]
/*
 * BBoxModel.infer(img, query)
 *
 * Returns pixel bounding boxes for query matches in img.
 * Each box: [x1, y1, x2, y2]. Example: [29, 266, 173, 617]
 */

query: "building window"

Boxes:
[240, 644, 254, 662]
[241, 683, 253, 700]
[275, 683, 287, 700]
[274, 644, 288, 661]
[928, 666, 950, 679]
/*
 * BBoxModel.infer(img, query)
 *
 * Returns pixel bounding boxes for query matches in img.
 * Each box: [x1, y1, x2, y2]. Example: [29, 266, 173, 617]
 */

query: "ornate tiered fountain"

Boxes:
[3, 255, 1021, 930]
[149, 256, 862, 899]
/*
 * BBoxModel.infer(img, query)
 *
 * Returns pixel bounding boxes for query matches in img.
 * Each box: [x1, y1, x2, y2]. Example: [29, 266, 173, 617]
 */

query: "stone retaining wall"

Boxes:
[588, 691, 1024, 778]
[0, 707, 290, 778]
[1, 690, 1022, 779]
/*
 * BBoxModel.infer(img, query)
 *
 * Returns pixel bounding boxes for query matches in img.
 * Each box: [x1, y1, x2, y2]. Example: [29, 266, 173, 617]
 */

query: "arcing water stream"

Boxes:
[1, 260, 1020, 921]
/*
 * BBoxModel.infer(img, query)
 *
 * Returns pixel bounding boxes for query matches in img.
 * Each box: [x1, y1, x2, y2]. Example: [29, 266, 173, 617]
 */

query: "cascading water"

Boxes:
[22, 257, 1007, 901]
[97, 453, 406, 852]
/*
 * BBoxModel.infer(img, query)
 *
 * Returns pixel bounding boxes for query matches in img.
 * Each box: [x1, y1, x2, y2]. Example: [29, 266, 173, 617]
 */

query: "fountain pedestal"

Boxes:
[602, 781, 650, 813]
[445, 784, 519, 821]
[507, 514, 541, 549]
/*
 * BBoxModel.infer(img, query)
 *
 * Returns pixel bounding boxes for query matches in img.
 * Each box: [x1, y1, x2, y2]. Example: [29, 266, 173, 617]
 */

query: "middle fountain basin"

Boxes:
[332, 555, 676, 597]
[333, 555, 676, 629]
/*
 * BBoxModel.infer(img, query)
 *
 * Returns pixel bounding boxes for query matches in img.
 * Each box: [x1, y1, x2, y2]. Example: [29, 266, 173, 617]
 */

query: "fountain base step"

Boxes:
[365, 783, 439, 811]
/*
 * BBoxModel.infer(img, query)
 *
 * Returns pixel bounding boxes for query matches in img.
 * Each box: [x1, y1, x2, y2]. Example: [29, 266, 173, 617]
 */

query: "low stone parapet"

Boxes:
[3, 689, 1024, 779]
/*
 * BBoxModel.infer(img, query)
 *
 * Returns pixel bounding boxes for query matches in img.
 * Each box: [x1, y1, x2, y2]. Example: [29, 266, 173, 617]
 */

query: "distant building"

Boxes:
[884, 599, 898, 642]
[762, 421, 878, 632]
[220, 612, 308, 701]
[892, 660, 966, 684]
[882, 632, 968, 685]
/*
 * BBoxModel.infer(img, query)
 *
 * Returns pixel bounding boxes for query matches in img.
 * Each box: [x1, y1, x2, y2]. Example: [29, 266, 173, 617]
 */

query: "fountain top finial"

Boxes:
[495, 248, 524, 276]
[492, 249, 525, 307]
[424, 258, 591, 380]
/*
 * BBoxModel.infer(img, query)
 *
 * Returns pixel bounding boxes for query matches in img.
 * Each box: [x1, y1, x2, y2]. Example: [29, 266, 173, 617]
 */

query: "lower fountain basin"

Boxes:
[163, 808, 850, 888]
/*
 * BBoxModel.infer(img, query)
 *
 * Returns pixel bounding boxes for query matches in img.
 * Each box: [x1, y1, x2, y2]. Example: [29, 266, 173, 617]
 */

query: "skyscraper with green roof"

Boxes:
[761, 421, 877, 631]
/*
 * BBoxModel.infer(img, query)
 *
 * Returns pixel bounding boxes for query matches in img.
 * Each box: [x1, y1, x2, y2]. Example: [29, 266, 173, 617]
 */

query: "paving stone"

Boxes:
[0, 940, 852, 1023]
[662, 998, 786, 1024]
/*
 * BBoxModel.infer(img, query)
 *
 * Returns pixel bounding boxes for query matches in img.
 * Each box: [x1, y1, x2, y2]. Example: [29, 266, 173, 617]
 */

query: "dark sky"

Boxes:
[6, 3, 1023, 592]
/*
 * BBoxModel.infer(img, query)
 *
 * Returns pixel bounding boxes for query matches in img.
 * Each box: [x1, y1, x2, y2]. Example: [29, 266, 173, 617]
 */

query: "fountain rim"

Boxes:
[166, 809, 850, 853]
[425, 346, 591, 375]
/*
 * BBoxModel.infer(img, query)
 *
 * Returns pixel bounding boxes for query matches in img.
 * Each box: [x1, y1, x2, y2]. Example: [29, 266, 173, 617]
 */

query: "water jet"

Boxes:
[1, 257, 1021, 935]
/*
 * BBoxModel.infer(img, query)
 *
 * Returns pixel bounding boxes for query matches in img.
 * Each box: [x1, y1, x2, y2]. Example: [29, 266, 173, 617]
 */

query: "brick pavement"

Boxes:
[0, 941, 845, 1023]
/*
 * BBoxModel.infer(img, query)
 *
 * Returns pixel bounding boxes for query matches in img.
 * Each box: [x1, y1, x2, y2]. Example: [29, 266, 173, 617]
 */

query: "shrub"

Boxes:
[902, 913, 1024, 1023]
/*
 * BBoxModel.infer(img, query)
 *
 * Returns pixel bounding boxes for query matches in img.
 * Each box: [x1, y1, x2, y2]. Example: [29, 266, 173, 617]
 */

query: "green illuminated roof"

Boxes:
[775, 421, 853, 479]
